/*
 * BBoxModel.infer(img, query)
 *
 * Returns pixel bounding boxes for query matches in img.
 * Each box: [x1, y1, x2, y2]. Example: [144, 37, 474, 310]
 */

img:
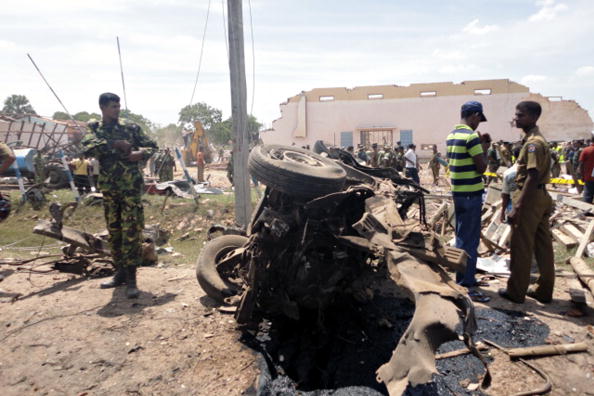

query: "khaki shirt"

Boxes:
[0, 142, 12, 163]
[514, 126, 551, 190]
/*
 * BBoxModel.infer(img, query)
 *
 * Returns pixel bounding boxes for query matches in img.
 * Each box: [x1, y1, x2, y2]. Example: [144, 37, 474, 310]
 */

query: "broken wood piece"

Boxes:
[552, 229, 578, 249]
[568, 279, 587, 304]
[568, 257, 594, 297]
[435, 342, 489, 360]
[429, 202, 448, 227]
[561, 223, 585, 241]
[575, 219, 594, 258]
[506, 342, 588, 359]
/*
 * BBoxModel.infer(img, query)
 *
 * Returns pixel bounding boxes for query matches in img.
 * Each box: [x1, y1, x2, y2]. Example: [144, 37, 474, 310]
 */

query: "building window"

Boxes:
[340, 131, 353, 148]
[319, 95, 335, 102]
[419, 91, 437, 97]
[547, 96, 562, 101]
[399, 130, 413, 147]
[368, 93, 384, 100]
[474, 89, 492, 95]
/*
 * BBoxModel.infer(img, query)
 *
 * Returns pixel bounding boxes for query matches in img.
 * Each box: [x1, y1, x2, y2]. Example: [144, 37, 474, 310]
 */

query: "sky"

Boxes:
[1, 0, 593, 129]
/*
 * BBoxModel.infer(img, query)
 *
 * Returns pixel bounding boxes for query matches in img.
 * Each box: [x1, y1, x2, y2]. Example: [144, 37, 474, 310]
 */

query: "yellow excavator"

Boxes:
[182, 120, 212, 165]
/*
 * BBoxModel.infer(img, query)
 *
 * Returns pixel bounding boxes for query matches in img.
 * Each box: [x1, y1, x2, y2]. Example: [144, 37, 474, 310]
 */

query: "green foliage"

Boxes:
[2, 94, 36, 117]
[178, 102, 222, 130]
[153, 123, 183, 147]
[72, 111, 100, 122]
[52, 111, 69, 120]
[177, 102, 263, 146]
[120, 109, 154, 133]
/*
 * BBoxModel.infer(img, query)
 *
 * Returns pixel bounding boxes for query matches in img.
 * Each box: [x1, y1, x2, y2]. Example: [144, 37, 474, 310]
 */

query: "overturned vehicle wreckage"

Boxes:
[196, 144, 489, 395]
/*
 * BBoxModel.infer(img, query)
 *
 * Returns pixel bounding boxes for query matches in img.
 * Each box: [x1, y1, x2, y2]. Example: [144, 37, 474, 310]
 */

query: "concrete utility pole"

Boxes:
[227, 0, 252, 227]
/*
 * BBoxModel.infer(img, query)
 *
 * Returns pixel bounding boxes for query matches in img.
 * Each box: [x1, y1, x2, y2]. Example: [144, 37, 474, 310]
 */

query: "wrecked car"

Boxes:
[196, 144, 488, 395]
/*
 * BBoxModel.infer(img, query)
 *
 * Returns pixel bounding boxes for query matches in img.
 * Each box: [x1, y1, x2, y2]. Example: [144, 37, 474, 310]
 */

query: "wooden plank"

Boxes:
[561, 223, 585, 241]
[568, 257, 594, 297]
[497, 224, 512, 246]
[507, 342, 588, 359]
[429, 202, 448, 227]
[552, 229, 578, 248]
[575, 219, 594, 258]
[550, 191, 594, 213]
[567, 274, 587, 304]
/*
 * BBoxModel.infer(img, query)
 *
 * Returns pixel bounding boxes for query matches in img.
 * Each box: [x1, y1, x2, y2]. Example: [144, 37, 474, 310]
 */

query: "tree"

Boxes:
[52, 111, 69, 120]
[2, 95, 36, 117]
[209, 114, 262, 145]
[120, 109, 154, 133]
[153, 123, 183, 147]
[178, 102, 222, 131]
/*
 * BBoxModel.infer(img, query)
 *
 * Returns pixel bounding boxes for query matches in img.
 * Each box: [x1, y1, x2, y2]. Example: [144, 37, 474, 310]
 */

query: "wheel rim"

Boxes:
[270, 148, 326, 168]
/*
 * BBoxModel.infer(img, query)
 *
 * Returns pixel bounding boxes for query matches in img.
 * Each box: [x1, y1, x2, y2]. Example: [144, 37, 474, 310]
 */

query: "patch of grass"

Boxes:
[0, 188, 257, 267]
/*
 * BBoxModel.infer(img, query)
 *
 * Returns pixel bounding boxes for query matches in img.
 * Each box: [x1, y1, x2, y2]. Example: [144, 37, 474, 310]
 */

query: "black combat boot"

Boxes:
[100, 267, 126, 289]
[126, 266, 140, 299]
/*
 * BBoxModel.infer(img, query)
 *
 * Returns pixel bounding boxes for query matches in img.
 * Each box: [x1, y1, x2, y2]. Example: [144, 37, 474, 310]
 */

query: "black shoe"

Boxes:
[125, 266, 140, 299]
[100, 268, 126, 289]
[498, 288, 524, 303]
[526, 288, 552, 304]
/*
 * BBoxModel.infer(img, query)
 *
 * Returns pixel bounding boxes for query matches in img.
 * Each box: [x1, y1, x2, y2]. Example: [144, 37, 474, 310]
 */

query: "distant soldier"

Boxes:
[486, 138, 500, 185]
[158, 148, 175, 182]
[81, 92, 158, 299]
[573, 141, 584, 193]
[34, 150, 45, 185]
[428, 145, 441, 186]
[550, 143, 561, 178]
[370, 143, 380, 167]
[395, 146, 405, 172]
[499, 141, 513, 167]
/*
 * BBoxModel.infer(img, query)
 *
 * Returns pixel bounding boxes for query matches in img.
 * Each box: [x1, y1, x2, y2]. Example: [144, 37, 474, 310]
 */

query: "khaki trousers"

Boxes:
[507, 189, 555, 302]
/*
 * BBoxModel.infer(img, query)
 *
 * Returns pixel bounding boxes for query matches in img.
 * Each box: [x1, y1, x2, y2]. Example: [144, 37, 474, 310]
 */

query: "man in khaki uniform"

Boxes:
[499, 101, 554, 303]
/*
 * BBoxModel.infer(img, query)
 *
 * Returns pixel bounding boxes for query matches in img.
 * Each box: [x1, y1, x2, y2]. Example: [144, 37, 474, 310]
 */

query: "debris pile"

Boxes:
[196, 144, 487, 395]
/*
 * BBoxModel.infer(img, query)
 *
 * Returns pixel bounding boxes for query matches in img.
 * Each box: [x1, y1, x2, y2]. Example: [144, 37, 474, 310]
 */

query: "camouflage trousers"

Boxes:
[158, 166, 174, 182]
[102, 190, 144, 268]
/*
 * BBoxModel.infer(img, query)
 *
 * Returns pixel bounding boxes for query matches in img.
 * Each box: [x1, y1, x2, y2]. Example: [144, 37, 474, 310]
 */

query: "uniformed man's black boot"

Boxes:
[100, 267, 126, 289]
[126, 266, 140, 299]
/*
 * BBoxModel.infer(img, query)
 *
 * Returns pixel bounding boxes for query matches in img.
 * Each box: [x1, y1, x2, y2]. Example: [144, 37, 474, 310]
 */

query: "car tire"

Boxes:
[248, 144, 346, 199]
[196, 235, 248, 303]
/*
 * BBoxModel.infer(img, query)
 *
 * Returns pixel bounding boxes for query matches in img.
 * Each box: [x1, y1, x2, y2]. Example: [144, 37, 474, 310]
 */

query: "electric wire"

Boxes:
[189, 0, 212, 106]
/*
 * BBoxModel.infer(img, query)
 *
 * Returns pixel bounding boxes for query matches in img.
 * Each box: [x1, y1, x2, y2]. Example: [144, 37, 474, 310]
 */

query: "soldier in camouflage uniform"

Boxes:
[81, 93, 158, 298]
[157, 148, 175, 182]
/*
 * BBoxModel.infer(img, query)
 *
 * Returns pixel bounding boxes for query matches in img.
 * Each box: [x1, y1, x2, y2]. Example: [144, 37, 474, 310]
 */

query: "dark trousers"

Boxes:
[453, 194, 482, 287]
[405, 168, 420, 184]
[583, 180, 594, 203]
[73, 175, 90, 195]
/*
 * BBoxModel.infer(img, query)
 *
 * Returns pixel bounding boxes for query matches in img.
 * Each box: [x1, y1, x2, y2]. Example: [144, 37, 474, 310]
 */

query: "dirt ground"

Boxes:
[0, 267, 258, 396]
[0, 164, 593, 395]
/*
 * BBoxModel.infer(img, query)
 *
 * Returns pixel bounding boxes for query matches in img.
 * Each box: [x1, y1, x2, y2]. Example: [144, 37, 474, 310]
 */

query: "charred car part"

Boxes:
[196, 144, 488, 395]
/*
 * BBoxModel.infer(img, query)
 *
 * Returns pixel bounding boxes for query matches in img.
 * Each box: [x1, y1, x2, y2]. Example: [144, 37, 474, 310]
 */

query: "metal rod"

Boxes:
[26, 53, 86, 136]
[116, 36, 128, 111]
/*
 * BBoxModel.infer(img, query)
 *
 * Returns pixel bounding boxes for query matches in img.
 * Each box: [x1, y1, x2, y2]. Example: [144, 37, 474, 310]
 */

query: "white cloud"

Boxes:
[529, 0, 568, 22]
[462, 19, 499, 35]
[576, 66, 594, 76]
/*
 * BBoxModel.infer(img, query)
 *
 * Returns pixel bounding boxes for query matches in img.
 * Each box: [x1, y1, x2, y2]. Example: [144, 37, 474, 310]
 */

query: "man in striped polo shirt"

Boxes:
[446, 101, 489, 299]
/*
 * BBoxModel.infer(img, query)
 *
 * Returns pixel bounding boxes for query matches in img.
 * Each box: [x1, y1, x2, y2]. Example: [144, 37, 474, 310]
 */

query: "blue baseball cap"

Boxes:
[461, 101, 487, 122]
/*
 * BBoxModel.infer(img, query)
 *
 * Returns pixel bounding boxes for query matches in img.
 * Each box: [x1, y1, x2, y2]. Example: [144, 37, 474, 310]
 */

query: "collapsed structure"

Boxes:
[263, 79, 593, 154]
